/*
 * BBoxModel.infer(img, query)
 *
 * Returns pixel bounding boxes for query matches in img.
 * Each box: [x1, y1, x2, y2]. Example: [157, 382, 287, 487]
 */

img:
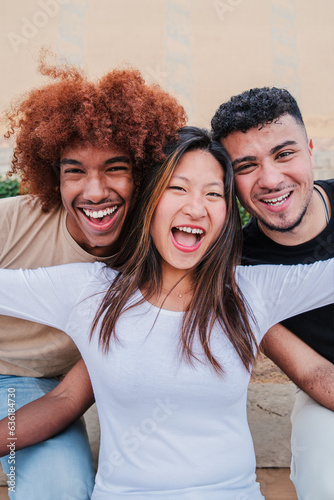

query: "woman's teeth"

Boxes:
[83, 207, 117, 219]
[175, 226, 204, 234]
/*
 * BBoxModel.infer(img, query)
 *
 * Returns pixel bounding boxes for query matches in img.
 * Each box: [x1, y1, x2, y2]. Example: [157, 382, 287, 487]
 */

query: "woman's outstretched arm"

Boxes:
[0, 359, 95, 457]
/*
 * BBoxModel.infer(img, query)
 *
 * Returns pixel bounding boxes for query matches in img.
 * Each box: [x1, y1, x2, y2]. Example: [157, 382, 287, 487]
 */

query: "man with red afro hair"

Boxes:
[0, 57, 186, 500]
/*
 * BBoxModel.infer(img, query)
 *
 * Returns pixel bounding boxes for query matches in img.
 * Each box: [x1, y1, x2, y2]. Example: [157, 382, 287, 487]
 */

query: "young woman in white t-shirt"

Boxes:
[0, 127, 333, 500]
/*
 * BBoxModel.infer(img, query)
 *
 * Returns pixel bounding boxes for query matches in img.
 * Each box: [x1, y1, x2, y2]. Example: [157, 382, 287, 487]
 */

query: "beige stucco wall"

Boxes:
[1, 0, 334, 177]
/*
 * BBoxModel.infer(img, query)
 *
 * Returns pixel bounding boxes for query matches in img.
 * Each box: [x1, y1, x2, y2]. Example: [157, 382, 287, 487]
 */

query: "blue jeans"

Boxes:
[0, 375, 95, 500]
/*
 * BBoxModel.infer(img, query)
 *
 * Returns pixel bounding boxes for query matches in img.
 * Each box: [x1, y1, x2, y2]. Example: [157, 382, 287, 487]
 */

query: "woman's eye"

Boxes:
[169, 185, 185, 191]
[207, 192, 222, 197]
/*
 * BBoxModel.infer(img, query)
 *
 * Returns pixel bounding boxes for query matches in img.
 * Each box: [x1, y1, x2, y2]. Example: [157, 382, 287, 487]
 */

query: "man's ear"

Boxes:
[308, 138, 315, 170]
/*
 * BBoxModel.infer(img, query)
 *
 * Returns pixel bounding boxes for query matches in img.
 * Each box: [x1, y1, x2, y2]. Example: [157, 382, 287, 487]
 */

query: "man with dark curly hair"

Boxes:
[0, 59, 186, 500]
[212, 87, 334, 499]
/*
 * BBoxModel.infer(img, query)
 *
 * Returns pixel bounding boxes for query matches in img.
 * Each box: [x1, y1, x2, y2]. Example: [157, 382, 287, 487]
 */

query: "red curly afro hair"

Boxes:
[5, 58, 187, 211]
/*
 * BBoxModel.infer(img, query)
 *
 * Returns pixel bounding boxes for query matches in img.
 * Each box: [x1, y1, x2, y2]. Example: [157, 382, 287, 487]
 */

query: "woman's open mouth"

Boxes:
[171, 226, 205, 252]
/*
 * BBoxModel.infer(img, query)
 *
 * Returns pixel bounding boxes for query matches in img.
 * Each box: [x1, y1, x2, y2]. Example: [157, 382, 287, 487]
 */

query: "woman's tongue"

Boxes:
[173, 228, 197, 247]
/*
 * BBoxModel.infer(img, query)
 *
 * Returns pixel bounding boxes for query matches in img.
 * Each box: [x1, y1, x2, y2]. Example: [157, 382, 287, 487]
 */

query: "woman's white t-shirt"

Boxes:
[0, 260, 333, 499]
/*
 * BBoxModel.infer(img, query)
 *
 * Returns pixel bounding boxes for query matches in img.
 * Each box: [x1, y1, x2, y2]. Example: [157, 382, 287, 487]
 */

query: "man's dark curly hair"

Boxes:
[211, 87, 305, 141]
[4, 57, 187, 211]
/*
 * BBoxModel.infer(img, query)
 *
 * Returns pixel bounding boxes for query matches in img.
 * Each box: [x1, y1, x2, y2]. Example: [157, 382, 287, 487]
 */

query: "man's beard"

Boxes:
[257, 204, 309, 233]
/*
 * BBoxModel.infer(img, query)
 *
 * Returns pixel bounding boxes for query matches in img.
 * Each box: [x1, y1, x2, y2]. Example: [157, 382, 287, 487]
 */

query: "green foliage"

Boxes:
[237, 200, 251, 227]
[0, 178, 21, 198]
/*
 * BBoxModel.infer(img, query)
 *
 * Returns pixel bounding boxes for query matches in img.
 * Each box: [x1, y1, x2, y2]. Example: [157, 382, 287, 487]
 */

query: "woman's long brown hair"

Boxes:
[90, 127, 257, 373]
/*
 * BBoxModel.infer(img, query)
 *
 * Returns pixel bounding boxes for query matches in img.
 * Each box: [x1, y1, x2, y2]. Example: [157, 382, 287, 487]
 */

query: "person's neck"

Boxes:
[258, 185, 331, 246]
[143, 269, 194, 312]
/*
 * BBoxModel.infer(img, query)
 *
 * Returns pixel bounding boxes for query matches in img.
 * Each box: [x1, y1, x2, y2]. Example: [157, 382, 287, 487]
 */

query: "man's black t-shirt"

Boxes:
[242, 179, 334, 363]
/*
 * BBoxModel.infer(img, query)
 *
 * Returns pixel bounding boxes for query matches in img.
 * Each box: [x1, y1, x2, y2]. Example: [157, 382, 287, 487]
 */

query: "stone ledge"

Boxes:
[248, 382, 295, 468]
[84, 403, 100, 470]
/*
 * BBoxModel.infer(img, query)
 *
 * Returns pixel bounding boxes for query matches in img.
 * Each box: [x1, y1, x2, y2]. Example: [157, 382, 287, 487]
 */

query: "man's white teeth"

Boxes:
[83, 207, 117, 219]
[175, 226, 204, 234]
[263, 193, 290, 206]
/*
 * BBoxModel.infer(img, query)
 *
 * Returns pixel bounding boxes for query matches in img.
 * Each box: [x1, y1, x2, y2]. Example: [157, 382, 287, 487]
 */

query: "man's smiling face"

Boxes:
[60, 144, 135, 257]
[221, 114, 315, 234]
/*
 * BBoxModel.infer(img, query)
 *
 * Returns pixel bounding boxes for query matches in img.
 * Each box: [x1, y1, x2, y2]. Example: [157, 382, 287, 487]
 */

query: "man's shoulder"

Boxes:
[315, 178, 334, 201]
[242, 217, 258, 239]
[241, 218, 277, 265]
[0, 194, 50, 213]
[0, 194, 26, 211]
[316, 178, 334, 188]
[0, 195, 64, 255]
[0, 195, 61, 220]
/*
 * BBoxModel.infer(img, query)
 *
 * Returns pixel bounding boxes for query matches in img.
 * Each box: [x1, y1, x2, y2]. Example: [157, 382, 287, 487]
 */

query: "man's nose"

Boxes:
[82, 175, 110, 202]
[257, 161, 285, 190]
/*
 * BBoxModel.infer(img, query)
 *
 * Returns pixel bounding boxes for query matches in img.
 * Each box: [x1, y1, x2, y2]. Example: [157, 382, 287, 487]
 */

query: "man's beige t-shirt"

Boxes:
[0, 195, 111, 377]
